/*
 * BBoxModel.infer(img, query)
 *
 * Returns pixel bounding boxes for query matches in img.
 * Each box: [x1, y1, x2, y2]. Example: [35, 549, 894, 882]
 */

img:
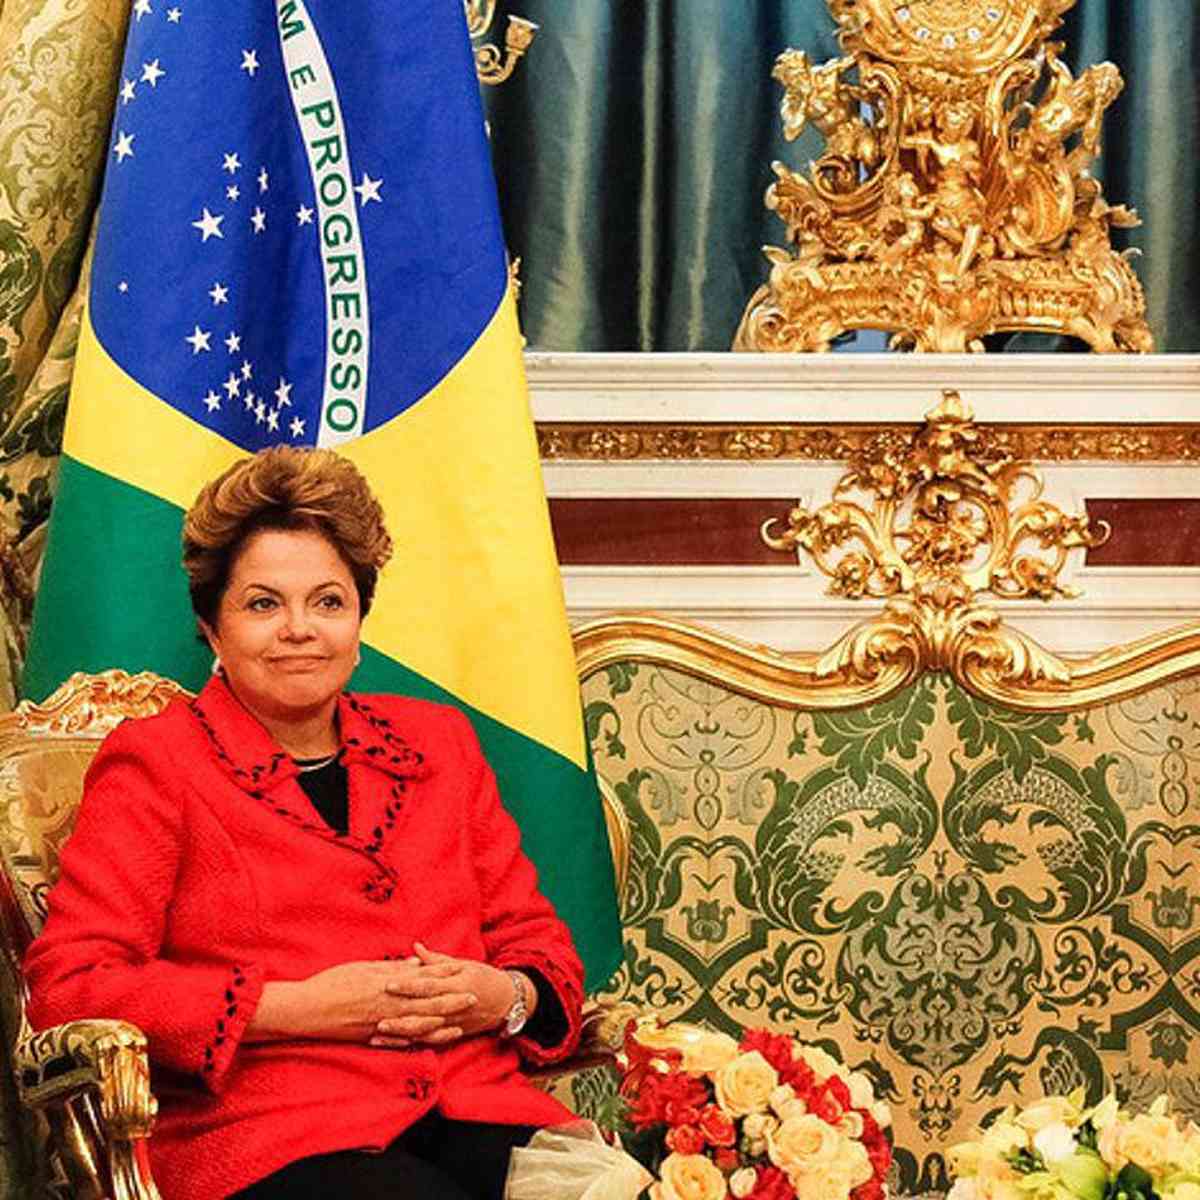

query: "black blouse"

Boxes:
[293, 754, 567, 1046]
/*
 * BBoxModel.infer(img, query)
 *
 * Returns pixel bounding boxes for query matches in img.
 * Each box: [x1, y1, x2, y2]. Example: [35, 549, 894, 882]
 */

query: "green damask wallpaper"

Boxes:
[581, 664, 1200, 1196]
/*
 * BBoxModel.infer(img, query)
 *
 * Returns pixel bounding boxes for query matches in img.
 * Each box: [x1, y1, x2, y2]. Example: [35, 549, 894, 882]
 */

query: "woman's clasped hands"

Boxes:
[248, 941, 529, 1050]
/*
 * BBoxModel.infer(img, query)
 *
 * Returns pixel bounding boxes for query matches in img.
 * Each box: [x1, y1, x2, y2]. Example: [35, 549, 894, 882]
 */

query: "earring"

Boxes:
[211, 655, 223, 675]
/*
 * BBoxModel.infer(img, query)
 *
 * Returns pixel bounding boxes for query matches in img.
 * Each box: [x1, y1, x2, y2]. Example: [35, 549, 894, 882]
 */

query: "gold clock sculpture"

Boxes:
[735, 0, 1154, 353]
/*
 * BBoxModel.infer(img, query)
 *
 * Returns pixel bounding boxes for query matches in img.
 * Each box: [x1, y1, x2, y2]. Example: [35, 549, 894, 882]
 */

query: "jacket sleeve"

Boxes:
[23, 720, 263, 1094]
[455, 711, 584, 1066]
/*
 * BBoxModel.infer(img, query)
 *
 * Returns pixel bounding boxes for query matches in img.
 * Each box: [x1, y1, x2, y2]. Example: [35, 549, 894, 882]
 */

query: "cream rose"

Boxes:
[1033, 1122, 1079, 1166]
[833, 1138, 874, 1188]
[872, 1099, 893, 1129]
[653, 1153, 728, 1200]
[635, 1025, 740, 1076]
[769, 1083, 807, 1121]
[785, 1161, 855, 1200]
[1164, 1183, 1200, 1200]
[743, 1111, 779, 1156]
[1016, 1097, 1083, 1135]
[847, 1071, 876, 1111]
[729, 1168, 758, 1200]
[800, 1045, 844, 1082]
[768, 1113, 843, 1173]
[839, 1110, 866, 1140]
[714, 1051, 779, 1118]
[1104, 1113, 1184, 1175]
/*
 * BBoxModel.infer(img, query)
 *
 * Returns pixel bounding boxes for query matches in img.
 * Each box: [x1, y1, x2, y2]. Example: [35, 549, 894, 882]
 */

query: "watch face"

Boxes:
[891, 0, 1009, 50]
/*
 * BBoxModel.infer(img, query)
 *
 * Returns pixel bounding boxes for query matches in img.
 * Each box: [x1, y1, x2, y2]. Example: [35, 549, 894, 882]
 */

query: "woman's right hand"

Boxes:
[246, 959, 476, 1046]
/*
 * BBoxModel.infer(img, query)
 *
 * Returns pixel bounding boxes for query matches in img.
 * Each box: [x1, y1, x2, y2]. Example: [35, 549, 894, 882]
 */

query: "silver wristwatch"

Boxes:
[502, 969, 529, 1037]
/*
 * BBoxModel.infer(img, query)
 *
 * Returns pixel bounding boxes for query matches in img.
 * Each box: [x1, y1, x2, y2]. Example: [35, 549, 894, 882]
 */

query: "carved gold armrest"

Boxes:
[17, 1019, 161, 1200]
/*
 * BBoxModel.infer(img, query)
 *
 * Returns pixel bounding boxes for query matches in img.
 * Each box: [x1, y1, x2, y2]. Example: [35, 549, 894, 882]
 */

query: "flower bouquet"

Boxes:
[948, 1090, 1200, 1200]
[617, 1018, 893, 1200]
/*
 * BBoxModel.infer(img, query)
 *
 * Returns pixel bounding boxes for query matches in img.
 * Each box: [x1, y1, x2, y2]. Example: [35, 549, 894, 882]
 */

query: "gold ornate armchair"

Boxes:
[0, 673, 188, 1199]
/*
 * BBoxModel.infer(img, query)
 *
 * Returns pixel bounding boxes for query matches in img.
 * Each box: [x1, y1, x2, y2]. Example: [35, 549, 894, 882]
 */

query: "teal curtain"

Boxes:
[485, 1, 1199, 352]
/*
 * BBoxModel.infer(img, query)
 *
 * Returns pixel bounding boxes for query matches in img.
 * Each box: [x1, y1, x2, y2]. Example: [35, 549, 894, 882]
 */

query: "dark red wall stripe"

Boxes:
[548, 497, 1200, 568]
[1085, 499, 1200, 566]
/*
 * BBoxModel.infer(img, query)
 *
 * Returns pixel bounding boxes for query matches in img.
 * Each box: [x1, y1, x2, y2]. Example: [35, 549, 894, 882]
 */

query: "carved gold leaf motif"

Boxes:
[738, 0, 1152, 352]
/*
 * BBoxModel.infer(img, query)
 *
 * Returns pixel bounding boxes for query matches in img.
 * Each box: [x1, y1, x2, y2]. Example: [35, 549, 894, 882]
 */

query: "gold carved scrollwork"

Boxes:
[736, 0, 1153, 353]
[573, 393, 1200, 714]
[464, 0, 537, 87]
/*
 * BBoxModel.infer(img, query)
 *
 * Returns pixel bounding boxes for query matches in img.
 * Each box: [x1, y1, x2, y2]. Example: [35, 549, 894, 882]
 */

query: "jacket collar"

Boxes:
[188, 673, 429, 795]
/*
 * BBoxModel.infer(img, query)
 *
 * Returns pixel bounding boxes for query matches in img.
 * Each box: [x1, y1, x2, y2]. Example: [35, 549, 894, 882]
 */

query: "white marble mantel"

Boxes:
[528, 352, 1200, 656]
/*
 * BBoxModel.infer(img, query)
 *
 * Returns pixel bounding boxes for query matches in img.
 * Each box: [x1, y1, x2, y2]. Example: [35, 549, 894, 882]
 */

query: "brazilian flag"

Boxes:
[24, 0, 621, 989]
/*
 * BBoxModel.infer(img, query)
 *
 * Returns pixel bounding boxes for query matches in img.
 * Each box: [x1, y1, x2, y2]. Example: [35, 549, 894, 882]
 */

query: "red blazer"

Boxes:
[25, 674, 583, 1199]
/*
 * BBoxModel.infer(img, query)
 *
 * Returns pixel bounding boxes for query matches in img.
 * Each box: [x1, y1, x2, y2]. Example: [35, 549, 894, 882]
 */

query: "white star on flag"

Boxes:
[167, 7, 182, 21]
[250, 207, 266, 234]
[241, 360, 254, 380]
[227, 185, 241, 202]
[223, 152, 242, 174]
[266, 409, 280, 432]
[113, 132, 135, 162]
[192, 208, 224, 241]
[296, 205, 314, 226]
[209, 282, 229, 305]
[241, 49, 260, 77]
[203, 390, 221, 412]
[225, 331, 241, 353]
[185, 325, 211, 354]
[258, 167, 270, 193]
[274, 379, 292, 406]
[224, 372, 241, 399]
[255, 399, 267, 424]
[141, 59, 165, 87]
[117, 281, 129, 293]
[244, 391, 256, 411]
[354, 174, 383, 205]
[290, 417, 305, 439]
[120, 79, 136, 104]
[133, 0, 152, 18]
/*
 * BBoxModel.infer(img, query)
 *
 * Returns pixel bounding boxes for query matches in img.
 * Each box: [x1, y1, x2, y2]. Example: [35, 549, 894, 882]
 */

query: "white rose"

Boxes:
[1033, 1122, 1078, 1166]
[872, 1100, 892, 1129]
[729, 1168, 758, 1199]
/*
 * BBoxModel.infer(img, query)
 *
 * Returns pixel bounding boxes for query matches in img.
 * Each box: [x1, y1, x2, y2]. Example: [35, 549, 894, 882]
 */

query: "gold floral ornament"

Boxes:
[762, 391, 1121, 702]
[465, 0, 538, 86]
[735, 0, 1154, 353]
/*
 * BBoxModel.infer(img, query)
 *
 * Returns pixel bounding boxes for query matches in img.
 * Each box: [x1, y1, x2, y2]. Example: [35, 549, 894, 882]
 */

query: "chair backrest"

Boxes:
[0, 671, 191, 957]
[578, 629, 1200, 1196]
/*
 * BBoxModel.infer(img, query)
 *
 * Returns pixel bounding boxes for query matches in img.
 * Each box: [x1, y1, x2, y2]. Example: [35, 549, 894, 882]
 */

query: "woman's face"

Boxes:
[202, 527, 362, 723]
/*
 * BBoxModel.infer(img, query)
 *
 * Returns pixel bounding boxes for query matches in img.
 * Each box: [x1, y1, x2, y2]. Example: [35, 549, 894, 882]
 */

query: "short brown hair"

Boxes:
[182, 446, 393, 627]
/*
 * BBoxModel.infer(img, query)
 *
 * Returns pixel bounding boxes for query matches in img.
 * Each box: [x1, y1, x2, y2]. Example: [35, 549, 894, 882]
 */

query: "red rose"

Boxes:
[859, 1112, 880, 1143]
[665, 1102, 704, 1129]
[630, 1070, 711, 1130]
[867, 1135, 892, 1176]
[698, 1104, 737, 1148]
[713, 1148, 741, 1172]
[749, 1166, 795, 1200]
[779, 1057, 815, 1094]
[620, 1021, 682, 1098]
[808, 1082, 844, 1125]
[827, 1076, 851, 1109]
[666, 1124, 706, 1156]
[739, 1030, 797, 1076]
[854, 1180, 886, 1200]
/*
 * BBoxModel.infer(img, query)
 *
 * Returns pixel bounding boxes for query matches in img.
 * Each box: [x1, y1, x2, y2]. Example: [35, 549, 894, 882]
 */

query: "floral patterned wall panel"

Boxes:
[582, 663, 1200, 1196]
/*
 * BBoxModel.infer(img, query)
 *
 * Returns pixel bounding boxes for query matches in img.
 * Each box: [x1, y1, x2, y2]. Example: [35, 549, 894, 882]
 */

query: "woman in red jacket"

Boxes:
[24, 446, 585, 1200]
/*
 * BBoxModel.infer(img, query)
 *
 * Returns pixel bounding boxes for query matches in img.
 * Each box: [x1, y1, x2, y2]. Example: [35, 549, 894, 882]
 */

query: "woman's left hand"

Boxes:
[371, 943, 532, 1048]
